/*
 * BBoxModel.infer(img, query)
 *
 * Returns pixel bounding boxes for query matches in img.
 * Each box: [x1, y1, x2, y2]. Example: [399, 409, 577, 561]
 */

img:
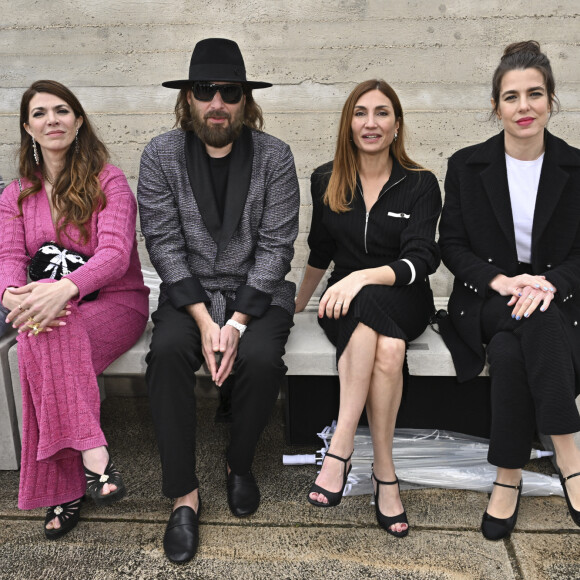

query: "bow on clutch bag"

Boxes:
[28, 241, 99, 301]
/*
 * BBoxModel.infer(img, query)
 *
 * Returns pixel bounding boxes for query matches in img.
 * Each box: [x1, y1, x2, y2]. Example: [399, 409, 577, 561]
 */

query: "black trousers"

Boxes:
[482, 295, 580, 468]
[146, 300, 293, 498]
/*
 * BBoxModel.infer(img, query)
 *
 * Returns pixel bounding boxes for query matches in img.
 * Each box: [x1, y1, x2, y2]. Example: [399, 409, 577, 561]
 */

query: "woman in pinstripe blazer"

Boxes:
[296, 79, 441, 537]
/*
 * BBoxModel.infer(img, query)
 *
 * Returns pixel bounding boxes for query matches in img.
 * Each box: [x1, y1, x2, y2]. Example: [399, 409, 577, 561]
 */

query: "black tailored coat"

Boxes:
[438, 130, 580, 386]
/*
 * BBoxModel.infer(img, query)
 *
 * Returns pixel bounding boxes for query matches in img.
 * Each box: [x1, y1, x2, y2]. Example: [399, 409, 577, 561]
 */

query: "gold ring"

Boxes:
[31, 325, 41, 335]
[27, 317, 38, 325]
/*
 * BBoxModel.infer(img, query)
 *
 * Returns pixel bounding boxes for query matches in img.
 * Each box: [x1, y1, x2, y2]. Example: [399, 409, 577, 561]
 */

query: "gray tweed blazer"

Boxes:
[137, 127, 299, 323]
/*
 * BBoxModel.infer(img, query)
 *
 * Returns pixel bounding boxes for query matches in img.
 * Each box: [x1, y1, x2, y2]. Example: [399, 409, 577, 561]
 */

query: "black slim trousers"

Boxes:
[482, 295, 580, 469]
[146, 299, 293, 498]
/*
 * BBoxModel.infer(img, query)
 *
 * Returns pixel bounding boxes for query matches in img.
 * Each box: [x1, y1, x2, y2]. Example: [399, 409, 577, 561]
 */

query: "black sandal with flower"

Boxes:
[44, 497, 83, 540]
[84, 457, 126, 507]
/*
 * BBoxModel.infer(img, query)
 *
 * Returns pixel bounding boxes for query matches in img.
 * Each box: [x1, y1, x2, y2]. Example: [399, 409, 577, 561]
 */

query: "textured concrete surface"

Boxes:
[0, 396, 579, 579]
[1, 2, 579, 298]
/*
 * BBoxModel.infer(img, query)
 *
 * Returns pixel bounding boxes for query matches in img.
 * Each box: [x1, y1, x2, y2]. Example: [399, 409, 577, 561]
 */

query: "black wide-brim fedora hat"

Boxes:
[162, 38, 272, 90]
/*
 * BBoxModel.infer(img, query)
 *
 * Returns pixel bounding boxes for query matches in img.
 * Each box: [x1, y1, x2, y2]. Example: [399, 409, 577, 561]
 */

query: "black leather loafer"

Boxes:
[163, 499, 202, 564]
[226, 468, 260, 517]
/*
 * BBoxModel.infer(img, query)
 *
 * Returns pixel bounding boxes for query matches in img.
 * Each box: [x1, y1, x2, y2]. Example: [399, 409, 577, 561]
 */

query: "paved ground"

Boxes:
[0, 392, 579, 579]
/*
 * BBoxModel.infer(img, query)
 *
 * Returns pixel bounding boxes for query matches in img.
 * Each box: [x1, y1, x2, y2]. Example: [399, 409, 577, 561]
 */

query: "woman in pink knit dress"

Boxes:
[0, 80, 149, 539]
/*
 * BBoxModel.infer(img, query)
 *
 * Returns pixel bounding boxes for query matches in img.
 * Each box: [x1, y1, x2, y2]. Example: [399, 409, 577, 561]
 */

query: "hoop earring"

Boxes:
[393, 132, 398, 143]
[75, 128, 79, 154]
[32, 136, 40, 165]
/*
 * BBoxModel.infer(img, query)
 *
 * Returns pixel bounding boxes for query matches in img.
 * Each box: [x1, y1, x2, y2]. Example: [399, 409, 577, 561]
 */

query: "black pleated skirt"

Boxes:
[318, 282, 435, 363]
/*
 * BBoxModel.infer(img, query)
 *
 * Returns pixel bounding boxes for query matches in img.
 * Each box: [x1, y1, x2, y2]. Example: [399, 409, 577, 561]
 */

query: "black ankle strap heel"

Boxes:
[559, 471, 580, 527]
[307, 450, 353, 508]
[371, 469, 409, 538]
[481, 480, 522, 541]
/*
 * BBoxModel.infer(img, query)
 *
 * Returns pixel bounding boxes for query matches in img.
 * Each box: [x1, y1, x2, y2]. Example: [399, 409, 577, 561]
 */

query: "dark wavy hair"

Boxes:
[491, 40, 559, 117]
[324, 79, 425, 213]
[19, 80, 109, 244]
[173, 86, 265, 132]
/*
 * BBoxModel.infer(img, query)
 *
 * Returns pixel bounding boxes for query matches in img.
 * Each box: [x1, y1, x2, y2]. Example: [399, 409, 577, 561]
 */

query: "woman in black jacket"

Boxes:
[439, 41, 580, 540]
[296, 79, 441, 537]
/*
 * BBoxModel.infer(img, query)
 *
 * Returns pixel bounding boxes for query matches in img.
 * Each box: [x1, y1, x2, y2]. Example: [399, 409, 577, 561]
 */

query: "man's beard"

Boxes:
[189, 105, 245, 148]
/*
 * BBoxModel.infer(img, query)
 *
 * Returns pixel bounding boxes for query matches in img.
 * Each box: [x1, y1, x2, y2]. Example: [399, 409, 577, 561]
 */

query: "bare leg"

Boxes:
[486, 467, 522, 518]
[309, 323, 377, 504]
[366, 335, 407, 533]
[552, 433, 580, 510]
[173, 488, 200, 513]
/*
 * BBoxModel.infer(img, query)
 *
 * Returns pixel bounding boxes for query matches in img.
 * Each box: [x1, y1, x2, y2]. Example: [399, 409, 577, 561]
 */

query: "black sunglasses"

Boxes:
[192, 82, 244, 104]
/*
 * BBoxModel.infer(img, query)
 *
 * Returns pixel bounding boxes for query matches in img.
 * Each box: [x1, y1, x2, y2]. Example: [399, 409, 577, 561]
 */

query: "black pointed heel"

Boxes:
[559, 471, 580, 527]
[308, 450, 353, 507]
[84, 456, 126, 507]
[44, 496, 84, 540]
[371, 470, 409, 538]
[481, 480, 522, 541]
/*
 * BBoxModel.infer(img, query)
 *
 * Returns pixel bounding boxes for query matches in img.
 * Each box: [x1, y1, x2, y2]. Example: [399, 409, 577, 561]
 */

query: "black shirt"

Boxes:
[207, 152, 231, 224]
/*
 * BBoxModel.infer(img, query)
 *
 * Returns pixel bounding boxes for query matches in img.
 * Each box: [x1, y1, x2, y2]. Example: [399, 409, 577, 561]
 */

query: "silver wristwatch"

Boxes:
[226, 319, 247, 337]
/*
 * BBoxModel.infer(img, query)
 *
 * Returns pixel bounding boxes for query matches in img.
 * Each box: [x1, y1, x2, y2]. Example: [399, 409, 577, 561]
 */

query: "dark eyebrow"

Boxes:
[501, 85, 545, 98]
[354, 104, 391, 110]
[31, 103, 69, 113]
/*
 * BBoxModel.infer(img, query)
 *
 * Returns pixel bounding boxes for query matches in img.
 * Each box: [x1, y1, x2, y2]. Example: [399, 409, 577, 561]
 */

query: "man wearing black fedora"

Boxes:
[137, 38, 299, 563]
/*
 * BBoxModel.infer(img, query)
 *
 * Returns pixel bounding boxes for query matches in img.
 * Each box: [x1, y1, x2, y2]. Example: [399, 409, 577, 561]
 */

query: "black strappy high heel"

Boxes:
[371, 470, 409, 538]
[308, 450, 353, 507]
[481, 480, 522, 540]
[84, 456, 126, 507]
[559, 471, 580, 527]
[44, 497, 83, 540]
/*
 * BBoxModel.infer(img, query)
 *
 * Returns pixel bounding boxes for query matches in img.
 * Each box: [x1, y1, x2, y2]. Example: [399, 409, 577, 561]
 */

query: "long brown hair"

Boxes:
[18, 80, 109, 244]
[491, 40, 559, 118]
[324, 79, 424, 213]
[173, 86, 265, 131]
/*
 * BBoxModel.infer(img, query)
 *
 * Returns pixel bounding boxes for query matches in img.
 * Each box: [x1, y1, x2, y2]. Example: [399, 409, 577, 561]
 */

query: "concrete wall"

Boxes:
[1, 1, 578, 297]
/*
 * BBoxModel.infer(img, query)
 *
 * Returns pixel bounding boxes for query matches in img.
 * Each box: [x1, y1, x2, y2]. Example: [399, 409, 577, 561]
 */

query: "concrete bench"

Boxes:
[284, 308, 466, 377]
[0, 331, 19, 469]
[4, 301, 484, 466]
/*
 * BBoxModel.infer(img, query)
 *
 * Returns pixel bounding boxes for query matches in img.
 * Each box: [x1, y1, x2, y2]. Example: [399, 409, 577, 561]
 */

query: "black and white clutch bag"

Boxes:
[28, 242, 99, 301]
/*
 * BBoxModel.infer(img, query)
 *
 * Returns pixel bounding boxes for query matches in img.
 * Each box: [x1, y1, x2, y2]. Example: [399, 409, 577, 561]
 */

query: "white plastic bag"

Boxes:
[283, 423, 562, 497]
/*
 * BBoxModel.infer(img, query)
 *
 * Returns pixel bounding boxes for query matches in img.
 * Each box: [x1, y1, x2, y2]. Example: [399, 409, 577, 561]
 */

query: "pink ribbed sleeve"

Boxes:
[64, 166, 139, 301]
[0, 181, 29, 302]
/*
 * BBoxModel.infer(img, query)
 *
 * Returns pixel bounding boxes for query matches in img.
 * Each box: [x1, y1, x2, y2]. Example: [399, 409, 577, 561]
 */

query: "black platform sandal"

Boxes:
[307, 450, 353, 507]
[44, 497, 83, 540]
[84, 456, 126, 507]
[481, 480, 522, 541]
[559, 471, 580, 527]
[371, 470, 409, 538]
